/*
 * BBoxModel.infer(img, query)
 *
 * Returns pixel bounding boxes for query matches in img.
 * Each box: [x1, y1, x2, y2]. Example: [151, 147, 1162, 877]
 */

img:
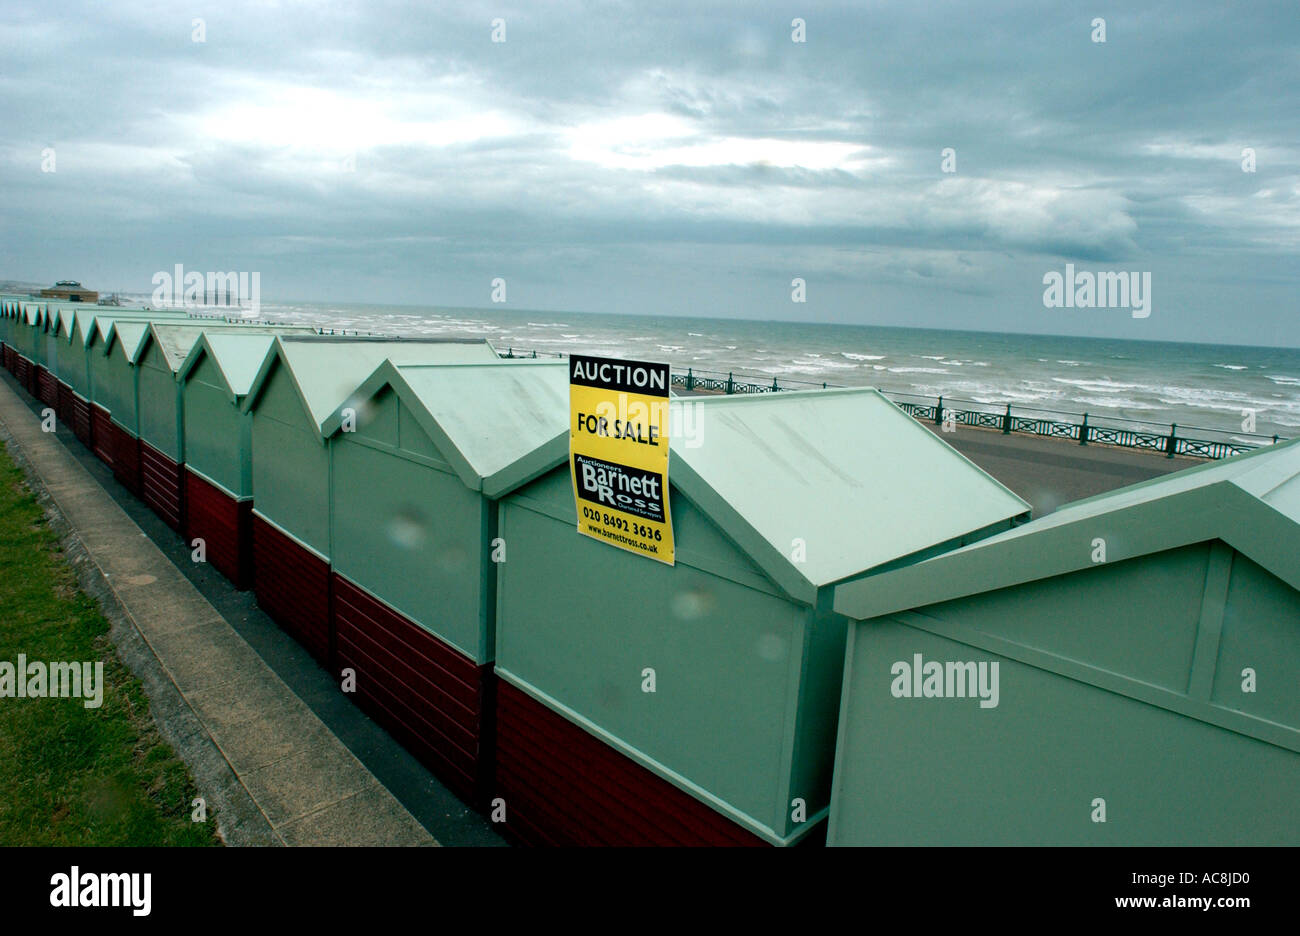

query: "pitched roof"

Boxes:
[664, 388, 1030, 602]
[177, 332, 282, 400]
[321, 359, 570, 497]
[103, 321, 151, 362]
[242, 336, 502, 434]
[136, 322, 316, 370]
[833, 435, 1300, 621]
[359, 378, 1028, 605]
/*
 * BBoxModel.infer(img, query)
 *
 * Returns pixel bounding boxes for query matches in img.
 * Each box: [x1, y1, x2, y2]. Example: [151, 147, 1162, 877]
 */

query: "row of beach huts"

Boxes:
[1, 295, 1296, 845]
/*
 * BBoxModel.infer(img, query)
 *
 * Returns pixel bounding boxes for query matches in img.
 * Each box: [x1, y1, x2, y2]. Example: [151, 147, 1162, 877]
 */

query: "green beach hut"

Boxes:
[83, 311, 196, 467]
[491, 387, 1030, 846]
[61, 309, 189, 450]
[15, 304, 41, 395]
[176, 332, 296, 589]
[95, 321, 154, 493]
[241, 336, 502, 664]
[132, 322, 315, 530]
[316, 358, 569, 803]
[828, 438, 1300, 845]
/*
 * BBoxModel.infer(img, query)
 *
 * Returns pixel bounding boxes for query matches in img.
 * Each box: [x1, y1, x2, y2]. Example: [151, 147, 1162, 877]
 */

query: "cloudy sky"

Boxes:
[2, 0, 1297, 345]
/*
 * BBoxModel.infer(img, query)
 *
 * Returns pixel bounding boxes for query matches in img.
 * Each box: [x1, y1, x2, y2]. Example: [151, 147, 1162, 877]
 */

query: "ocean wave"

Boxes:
[841, 352, 885, 361]
[1266, 375, 1300, 386]
[887, 366, 951, 374]
[921, 355, 946, 361]
[1213, 364, 1248, 371]
[1072, 395, 1152, 410]
[1050, 377, 1150, 393]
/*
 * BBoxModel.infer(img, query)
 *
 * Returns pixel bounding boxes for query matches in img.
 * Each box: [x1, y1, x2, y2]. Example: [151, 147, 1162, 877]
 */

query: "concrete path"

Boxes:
[920, 422, 1195, 516]
[0, 375, 435, 847]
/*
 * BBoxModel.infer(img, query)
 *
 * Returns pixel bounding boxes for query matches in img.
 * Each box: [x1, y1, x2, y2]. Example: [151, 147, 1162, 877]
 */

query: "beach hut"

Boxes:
[317, 358, 569, 803]
[5, 303, 26, 386]
[5, 303, 23, 387]
[34, 306, 65, 408]
[241, 337, 503, 664]
[0, 299, 10, 360]
[176, 332, 301, 589]
[132, 322, 315, 530]
[1, 299, 25, 376]
[84, 312, 194, 467]
[15, 304, 41, 396]
[491, 387, 1030, 846]
[57, 310, 189, 455]
[827, 438, 1300, 846]
[95, 321, 153, 494]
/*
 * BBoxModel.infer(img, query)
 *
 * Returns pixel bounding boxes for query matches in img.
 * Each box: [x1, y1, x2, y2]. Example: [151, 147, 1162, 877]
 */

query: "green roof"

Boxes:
[833, 435, 1300, 621]
[177, 332, 282, 399]
[138, 322, 317, 370]
[72, 309, 190, 348]
[665, 388, 1030, 602]
[243, 336, 503, 434]
[363, 380, 1028, 605]
[322, 359, 571, 496]
[103, 321, 151, 362]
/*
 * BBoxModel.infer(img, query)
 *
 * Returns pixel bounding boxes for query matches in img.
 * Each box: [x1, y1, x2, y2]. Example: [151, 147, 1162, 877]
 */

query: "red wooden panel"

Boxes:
[332, 573, 493, 805]
[184, 470, 252, 590]
[56, 382, 72, 425]
[14, 357, 33, 395]
[493, 680, 768, 848]
[140, 440, 184, 532]
[70, 394, 92, 447]
[90, 406, 114, 467]
[36, 367, 59, 406]
[252, 514, 330, 664]
[112, 424, 141, 496]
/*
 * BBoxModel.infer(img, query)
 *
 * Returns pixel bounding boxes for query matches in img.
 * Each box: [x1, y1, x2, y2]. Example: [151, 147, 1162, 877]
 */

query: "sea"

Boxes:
[181, 299, 1300, 443]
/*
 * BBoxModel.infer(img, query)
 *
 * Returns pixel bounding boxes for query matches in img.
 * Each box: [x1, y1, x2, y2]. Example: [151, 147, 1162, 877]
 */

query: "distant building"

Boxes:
[39, 280, 98, 303]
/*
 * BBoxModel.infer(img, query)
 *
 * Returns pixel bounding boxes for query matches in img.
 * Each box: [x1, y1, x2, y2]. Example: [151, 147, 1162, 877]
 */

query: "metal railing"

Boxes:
[498, 350, 1284, 460]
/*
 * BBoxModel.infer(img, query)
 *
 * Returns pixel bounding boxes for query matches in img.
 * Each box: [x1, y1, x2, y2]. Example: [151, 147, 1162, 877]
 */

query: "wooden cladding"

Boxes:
[140, 440, 184, 532]
[252, 514, 330, 664]
[494, 680, 766, 847]
[333, 573, 494, 806]
[184, 470, 252, 590]
[90, 405, 114, 467]
[112, 424, 141, 496]
[36, 367, 58, 406]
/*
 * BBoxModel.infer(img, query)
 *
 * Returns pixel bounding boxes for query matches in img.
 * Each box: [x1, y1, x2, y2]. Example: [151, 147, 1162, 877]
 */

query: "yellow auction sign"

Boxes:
[569, 354, 674, 565]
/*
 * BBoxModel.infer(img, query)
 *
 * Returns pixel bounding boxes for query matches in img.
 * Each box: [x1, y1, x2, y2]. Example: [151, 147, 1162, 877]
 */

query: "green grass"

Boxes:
[0, 443, 219, 846]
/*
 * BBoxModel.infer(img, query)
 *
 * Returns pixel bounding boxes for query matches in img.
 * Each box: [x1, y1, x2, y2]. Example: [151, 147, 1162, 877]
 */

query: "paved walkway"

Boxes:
[0, 374, 435, 846]
[920, 422, 1194, 516]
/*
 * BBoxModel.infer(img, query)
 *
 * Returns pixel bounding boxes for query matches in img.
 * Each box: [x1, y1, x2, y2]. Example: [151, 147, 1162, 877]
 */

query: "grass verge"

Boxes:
[0, 442, 219, 845]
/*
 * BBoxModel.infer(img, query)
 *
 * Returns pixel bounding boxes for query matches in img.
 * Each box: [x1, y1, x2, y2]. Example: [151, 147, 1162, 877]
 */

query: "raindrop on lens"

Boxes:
[387, 507, 428, 550]
[757, 634, 786, 662]
[671, 587, 715, 619]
